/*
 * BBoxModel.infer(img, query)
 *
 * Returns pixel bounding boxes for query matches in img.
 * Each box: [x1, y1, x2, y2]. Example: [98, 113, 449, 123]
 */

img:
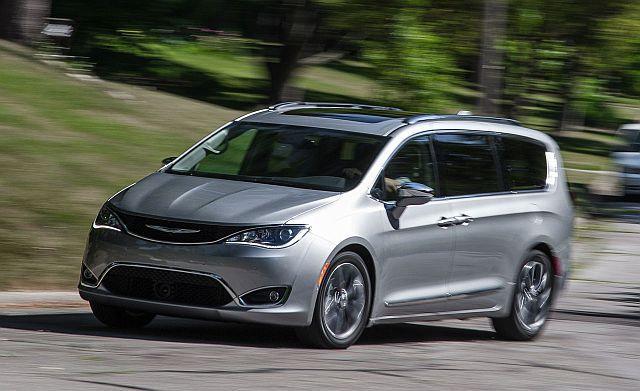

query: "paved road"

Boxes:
[0, 219, 638, 390]
[0, 306, 638, 390]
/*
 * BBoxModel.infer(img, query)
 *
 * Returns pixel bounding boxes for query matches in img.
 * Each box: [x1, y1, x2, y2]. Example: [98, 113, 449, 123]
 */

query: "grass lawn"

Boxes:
[91, 34, 382, 109]
[0, 38, 634, 289]
[0, 40, 240, 289]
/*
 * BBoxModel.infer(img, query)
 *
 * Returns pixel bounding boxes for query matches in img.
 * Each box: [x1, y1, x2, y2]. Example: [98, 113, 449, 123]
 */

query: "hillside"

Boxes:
[0, 41, 241, 288]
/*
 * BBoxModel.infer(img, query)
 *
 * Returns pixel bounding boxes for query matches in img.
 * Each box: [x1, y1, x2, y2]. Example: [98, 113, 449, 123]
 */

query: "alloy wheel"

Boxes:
[515, 257, 552, 333]
[321, 262, 367, 340]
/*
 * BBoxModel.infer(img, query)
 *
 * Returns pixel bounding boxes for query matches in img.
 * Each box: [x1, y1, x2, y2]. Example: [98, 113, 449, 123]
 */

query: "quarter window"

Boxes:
[496, 135, 548, 191]
[434, 133, 501, 196]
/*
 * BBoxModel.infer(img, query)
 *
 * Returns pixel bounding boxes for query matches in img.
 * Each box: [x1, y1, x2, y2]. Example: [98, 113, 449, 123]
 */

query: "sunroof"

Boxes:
[283, 108, 415, 123]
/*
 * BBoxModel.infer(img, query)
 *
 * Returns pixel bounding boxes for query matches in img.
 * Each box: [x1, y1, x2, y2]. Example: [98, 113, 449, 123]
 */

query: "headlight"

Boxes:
[225, 226, 308, 248]
[93, 205, 124, 231]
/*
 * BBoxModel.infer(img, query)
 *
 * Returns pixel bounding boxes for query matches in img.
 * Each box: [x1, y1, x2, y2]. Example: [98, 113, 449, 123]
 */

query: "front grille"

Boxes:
[101, 265, 234, 308]
[111, 206, 249, 244]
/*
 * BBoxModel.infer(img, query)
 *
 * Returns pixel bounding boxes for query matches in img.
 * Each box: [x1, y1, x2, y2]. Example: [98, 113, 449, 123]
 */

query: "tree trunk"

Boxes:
[0, 0, 51, 44]
[0, 0, 20, 40]
[266, 43, 304, 103]
[259, 1, 317, 103]
[18, 0, 51, 44]
[478, 0, 507, 116]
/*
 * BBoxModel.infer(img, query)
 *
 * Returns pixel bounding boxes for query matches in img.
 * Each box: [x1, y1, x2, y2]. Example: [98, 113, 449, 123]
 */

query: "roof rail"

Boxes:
[268, 101, 403, 112]
[404, 114, 520, 126]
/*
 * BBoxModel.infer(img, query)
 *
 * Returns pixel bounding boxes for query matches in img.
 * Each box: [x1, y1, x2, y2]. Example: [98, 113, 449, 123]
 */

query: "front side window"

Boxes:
[373, 135, 436, 201]
[434, 133, 501, 196]
[168, 122, 387, 192]
[495, 135, 548, 191]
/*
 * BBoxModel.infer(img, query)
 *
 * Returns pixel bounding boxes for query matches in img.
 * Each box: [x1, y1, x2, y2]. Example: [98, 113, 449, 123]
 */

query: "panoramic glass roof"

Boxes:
[282, 108, 418, 123]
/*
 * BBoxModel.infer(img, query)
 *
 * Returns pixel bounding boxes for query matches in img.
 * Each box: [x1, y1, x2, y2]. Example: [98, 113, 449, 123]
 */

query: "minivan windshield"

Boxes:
[168, 122, 388, 192]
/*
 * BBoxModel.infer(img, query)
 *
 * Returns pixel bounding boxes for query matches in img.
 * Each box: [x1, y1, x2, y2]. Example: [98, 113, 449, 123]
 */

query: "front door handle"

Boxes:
[437, 217, 456, 228]
[453, 214, 474, 226]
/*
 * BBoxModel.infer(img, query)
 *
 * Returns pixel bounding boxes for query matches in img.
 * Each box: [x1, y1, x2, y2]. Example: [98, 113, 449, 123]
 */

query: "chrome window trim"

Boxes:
[369, 188, 550, 207]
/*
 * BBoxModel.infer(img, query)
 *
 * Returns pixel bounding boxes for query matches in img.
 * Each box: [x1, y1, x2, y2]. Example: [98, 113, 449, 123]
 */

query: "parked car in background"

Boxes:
[79, 102, 573, 348]
[612, 123, 640, 196]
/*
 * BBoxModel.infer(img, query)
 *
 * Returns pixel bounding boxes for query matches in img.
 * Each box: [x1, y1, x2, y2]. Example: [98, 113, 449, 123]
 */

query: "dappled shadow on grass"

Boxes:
[302, 89, 383, 106]
[0, 311, 494, 349]
[92, 47, 267, 110]
[324, 60, 379, 81]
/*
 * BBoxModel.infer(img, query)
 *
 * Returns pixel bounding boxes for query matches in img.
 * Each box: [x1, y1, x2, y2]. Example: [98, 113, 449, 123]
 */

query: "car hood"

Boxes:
[109, 172, 341, 224]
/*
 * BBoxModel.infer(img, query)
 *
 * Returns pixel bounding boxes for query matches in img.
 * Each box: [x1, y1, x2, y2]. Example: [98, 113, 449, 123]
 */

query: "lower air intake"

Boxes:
[101, 265, 233, 308]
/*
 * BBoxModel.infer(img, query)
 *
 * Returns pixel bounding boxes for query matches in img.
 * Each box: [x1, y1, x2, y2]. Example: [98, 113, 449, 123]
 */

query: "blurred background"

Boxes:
[1, 0, 640, 289]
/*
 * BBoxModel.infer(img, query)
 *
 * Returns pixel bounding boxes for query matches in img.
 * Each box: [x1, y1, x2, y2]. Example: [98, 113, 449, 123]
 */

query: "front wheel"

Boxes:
[492, 250, 554, 340]
[295, 252, 371, 349]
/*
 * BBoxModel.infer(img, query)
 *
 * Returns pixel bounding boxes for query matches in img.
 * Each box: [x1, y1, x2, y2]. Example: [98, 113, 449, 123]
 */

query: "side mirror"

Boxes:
[392, 182, 434, 219]
[162, 156, 177, 165]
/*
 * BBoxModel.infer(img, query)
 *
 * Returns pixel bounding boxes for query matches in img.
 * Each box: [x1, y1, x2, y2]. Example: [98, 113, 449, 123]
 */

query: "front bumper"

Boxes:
[79, 227, 334, 327]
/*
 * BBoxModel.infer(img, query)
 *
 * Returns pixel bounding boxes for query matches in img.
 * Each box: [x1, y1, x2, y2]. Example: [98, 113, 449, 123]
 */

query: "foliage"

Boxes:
[364, 8, 460, 112]
[48, 0, 640, 125]
[598, 1, 640, 97]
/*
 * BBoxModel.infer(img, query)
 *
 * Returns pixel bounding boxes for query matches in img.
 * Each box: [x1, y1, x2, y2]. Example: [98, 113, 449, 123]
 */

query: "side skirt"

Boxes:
[368, 305, 503, 326]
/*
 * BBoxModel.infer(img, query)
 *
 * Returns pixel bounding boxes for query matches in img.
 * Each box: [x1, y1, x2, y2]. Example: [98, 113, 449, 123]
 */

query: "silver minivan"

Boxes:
[79, 102, 573, 348]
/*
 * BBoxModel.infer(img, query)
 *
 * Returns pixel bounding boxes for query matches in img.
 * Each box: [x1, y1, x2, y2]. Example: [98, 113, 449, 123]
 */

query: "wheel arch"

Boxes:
[338, 243, 377, 307]
[529, 241, 560, 277]
[320, 237, 379, 321]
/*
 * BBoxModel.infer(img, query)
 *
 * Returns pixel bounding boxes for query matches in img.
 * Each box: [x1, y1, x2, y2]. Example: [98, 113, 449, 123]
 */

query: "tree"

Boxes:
[0, 0, 19, 40]
[250, 0, 399, 103]
[0, 0, 51, 44]
[364, 8, 460, 112]
[478, 0, 507, 116]
[256, 1, 319, 102]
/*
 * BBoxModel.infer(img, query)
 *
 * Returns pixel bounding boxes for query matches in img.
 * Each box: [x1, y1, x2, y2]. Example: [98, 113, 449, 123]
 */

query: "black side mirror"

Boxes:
[392, 182, 434, 218]
[162, 156, 177, 165]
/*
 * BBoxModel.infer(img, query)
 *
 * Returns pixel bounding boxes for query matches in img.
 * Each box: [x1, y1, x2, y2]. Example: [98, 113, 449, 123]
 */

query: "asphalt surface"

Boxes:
[0, 306, 637, 390]
[0, 219, 638, 390]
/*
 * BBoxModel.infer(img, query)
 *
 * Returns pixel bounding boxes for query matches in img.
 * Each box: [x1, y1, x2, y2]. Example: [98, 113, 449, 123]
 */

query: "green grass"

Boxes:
[92, 34, 380, 108]
[0, 41, 240, 289]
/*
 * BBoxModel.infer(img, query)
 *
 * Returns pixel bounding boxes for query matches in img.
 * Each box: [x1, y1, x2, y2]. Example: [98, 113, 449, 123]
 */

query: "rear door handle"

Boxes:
[437, 217, 456, 228]
[453, 214, 474, 226]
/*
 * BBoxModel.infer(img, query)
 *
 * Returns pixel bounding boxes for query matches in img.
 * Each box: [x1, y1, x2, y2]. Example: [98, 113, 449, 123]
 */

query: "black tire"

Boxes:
[295, 251, 372, 349]
[90, 301, 156, 329]
[492, 250, 554, 341]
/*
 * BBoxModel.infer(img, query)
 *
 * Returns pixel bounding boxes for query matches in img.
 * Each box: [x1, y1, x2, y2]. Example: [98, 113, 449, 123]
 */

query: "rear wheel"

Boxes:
[90, 301, 156, 329]
[296, 252, 371, 349]
[492, 250, 553, 340]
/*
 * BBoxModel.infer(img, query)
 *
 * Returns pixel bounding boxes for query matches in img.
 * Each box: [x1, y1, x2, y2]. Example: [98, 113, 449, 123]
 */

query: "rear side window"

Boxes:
[434, 134, 501, 196]
[496, 135, 548, 191]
